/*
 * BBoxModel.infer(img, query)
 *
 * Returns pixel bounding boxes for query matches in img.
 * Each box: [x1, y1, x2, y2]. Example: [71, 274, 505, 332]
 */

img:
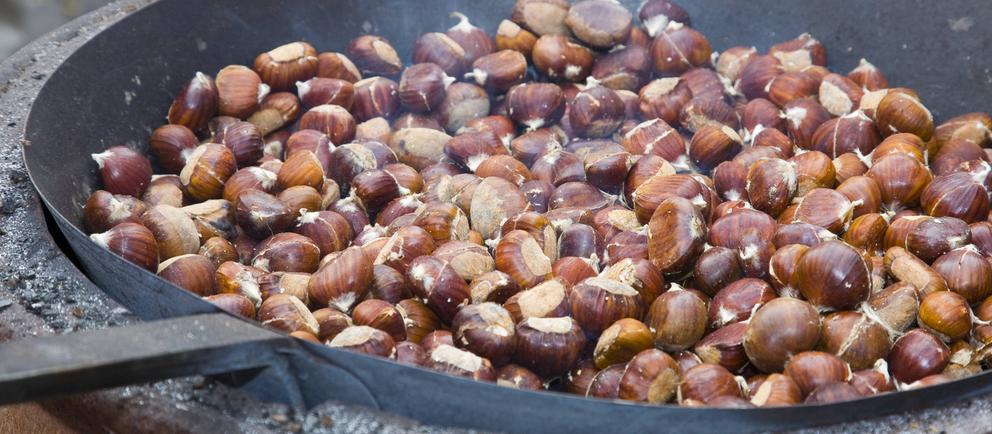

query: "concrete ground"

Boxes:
[0, 1, 990, 433]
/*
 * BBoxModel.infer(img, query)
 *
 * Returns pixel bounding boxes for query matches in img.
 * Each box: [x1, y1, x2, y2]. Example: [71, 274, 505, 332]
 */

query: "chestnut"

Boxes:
[917, 290, 972, 342]
[817, 311, 891, 371]
[143, 175, 185, 208]
[651, 22, 711, 75]
[204, 293, 256, 319]
[693, 321, 749, 373]
[638, 78, 692, 127]
[931, 246, 992, 304]
[503, 278, 570, 322]
[531, 35, 595, 82]
[253, 41, 318, 91]
[148, 124, 198, 175]
[708, 278, 776, 329]
[216, 261, 265, 306]
[412, 32, 469, 77]
[406, 255, 470, 322]
[251, 232, 320, 273]
[258, 293, 319, 335]
[783, 351, 851, 398]
[587, 363, 625, 399]
[168, 72, 218, 133]
[180, 144, 238, 202]
[511, 0, 571, 36]
[329, 325, 397, 359]
[446, 12, 495, 64]
[746, 157, 797, 218]
[298, 105, 355, 145]
[769, 33, 826, 72]
[692, 246, 743, 296]
[847, 58, 889, 91]
[436, 83, 490, 133]
[883, 247, 948, 298]
[848, 361, 896, 396]
[876, 91, 934, 141]
[346, 35, 403, 77]
[590, 32, 651, 91]
[749, 373, 802, 407]
[468, 271, 523, 305]
[351, 299, 406, 342]
[215, 65, 269, 119]
[495, 19, 539, 57]
[804, 382, 862, 404]
[234, 189, 294, 239]
[646, 285, 708, 352]
[352, 77, 400, 122]
[738, 55, 783, 100]
[452, 302, 516, 366]
[686, 125, 742, 171]
[678, 363, 743, 404]
[647, 196, 707, 276]
[393, 299, 440, 345]
[569, 277, 644, 337]
[157, 254, 216, 296]
[866, 153, 932, 210]
[91, 146, 153, 197]
[497, 364, 544, 390]
[89, 222, 159, 272]
[792, 188, 857, 234]
[257, 271, 310, 304]
[397, 63, 454, 114]
[506, 83, 566, 131]
[141, 205, 200, 260]
[513, 316, 587, 378]
[887, 329, 950, 384]
[199, 237, 239, 269]
[743, 297, 821, 373]
[920, 172, 990, 223]
[83, 190, 148, 234]
[569, 84, 625, 138]
[308, 246, 372, 311]
[791, 240, 871, 311]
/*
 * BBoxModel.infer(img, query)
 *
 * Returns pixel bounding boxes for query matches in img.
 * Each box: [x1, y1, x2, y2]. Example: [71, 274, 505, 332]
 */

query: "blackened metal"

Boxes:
[16, 0, 992, 433]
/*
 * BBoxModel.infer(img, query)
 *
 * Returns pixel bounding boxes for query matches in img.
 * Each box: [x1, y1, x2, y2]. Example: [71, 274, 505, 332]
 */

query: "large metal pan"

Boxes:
[11, 0, 992, 432]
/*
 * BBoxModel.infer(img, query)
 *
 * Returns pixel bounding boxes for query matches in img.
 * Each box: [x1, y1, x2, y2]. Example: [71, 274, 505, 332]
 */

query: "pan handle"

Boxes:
[0, 312, 305, 408]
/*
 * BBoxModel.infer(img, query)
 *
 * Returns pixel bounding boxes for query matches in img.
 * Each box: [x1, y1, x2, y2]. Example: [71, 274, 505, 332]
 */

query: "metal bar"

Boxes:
[0, 313, 295, 406]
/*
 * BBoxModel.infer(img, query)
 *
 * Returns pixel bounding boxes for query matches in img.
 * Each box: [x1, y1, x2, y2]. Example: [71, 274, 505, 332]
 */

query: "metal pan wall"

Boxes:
[21, 0, 992, 432]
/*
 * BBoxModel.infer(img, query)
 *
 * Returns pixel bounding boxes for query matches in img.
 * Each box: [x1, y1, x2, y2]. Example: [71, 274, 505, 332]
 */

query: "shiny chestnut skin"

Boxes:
[708, 278, 776, 329]
[887, 329, 950, 384]
[744, 297, 821, 373]
[917, 290, 972, 342]
[92, 146, 153, 197]
[308, 246, 373, 312]
[784, 351, 851, 398]
[650, 22, 712, 75]
[791, 240, 871, 311]
[90, 222, 160, 272]
[514, 316, 587, 378]
[452, 302, 517, 367]
[931, 246, 992, 304]
[646, 286, 708, 352]
[693, 246, 743, 297]
[569, 277, 644, 337]
[531, 35, 594, 82]
[647, 196, 707, 277]
[818, 311, 891, 371]
[678, 363, 743, 404]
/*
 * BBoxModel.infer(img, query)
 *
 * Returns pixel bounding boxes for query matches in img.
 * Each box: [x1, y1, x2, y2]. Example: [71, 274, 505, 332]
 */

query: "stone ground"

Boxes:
[0, 1, 989, 433]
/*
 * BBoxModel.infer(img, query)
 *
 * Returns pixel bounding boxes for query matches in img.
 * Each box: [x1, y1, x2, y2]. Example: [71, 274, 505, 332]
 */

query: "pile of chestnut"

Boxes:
[82, 0, 992, 408]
